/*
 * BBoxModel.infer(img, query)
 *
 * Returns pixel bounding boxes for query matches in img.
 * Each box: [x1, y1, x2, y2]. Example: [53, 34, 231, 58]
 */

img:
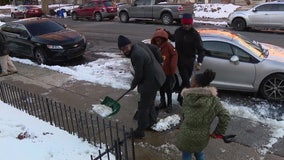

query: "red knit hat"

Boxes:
[181, 13, 193, 25]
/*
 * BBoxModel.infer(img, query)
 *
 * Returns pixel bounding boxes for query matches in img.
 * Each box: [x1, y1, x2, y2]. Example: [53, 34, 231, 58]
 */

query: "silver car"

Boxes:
[197, 28, 284, 101]
[227, 1, 284, 31]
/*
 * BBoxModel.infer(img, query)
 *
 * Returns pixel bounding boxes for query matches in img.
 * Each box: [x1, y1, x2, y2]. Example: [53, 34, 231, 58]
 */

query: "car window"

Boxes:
[279, 4, 284, 11]
[231, 46, 252, 63]
[25, 20, 65, 36]
[1, 24, 22, 34]
[255, 4, 274, 11]
[98, 1, 103, 7]
[135, 0, 145, 5]
[104, 1, 113, 7]
[203, 41, 233, 59]
[270, 4, 284, 11]
[83, 2, 94, 8]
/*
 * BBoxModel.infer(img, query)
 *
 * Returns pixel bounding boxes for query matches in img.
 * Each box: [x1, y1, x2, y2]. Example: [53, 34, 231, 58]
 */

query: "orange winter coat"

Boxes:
[151, 29, 178, 76]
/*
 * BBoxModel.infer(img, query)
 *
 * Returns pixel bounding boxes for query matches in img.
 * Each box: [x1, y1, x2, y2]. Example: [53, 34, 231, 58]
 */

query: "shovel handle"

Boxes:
[116, 89, 132, 102]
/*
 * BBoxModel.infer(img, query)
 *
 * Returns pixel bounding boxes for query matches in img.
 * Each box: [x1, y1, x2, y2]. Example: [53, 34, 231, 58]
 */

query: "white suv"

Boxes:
[227, 1, 284, 31]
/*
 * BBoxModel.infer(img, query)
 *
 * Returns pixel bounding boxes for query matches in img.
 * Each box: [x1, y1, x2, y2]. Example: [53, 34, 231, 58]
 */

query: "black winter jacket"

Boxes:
[168, 27, 204, 65]
[0, 33, 9, 57]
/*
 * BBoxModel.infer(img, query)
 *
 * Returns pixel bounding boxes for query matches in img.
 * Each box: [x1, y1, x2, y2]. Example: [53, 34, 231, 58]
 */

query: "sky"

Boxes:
[0, 3, 284, 160]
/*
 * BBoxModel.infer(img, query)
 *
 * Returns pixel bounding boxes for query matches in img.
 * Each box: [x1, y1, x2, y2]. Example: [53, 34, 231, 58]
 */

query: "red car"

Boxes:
[71, 0, 117, 21]
[11, 5, 44, 19]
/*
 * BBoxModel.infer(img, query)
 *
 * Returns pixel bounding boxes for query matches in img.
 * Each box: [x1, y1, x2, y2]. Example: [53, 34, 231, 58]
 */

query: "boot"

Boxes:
[177, 93, 183, 106]
[132, 129, 145, 139]
[166, 92, 173, 113]
[158, 91, 167, 109]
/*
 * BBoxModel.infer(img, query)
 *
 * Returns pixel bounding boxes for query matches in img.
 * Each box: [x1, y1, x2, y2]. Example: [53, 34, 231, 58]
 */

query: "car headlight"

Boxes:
[47, 45, 63, 49]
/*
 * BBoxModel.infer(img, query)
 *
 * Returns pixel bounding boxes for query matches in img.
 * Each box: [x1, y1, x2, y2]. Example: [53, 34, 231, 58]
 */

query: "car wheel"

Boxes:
[161, 13, 173, 25]
[34, 48, 47, 65]
[119, 12, 129, 23]
[72, 12, 78, 20]
[232, 18, 246, 31]
[260, 74, 284, 101]
[94, 12, 102, 21]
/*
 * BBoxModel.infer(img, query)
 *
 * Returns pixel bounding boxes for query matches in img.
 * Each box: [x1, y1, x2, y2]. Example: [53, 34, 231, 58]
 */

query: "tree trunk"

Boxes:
[41, 0, 50, 15]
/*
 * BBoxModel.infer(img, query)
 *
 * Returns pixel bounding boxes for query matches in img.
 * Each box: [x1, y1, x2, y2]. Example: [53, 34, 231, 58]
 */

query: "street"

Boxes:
[1, 16, 284, 159]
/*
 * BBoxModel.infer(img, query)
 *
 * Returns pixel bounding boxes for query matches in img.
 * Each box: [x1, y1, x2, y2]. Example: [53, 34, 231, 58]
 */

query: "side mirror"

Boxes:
[230, 55, 239, 65]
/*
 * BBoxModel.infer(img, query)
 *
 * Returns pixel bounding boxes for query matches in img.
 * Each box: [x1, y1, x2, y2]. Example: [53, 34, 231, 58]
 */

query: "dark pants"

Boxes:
[177, 58, 195, 105]
[160, 75, 176, 106]
[135, 90, 158, 133]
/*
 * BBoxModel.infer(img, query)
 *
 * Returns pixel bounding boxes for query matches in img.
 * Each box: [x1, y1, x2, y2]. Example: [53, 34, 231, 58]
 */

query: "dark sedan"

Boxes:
[0, 17, 87, 64]
[11, 5, 44, 19]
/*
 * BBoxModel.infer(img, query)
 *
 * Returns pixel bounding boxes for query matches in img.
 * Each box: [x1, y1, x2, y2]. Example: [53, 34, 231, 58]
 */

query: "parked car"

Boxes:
[144, 28, 284, 101]
[227, 1, 284, 31]
[71, 0, 117, 21]
[118, 0, 194, 25]
[0, 17, 87, 64]
[11, 5, 44, 19]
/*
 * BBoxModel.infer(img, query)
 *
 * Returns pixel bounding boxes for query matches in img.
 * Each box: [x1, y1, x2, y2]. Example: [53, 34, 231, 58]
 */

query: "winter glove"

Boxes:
[210, 133, 223, 139]
[195, 63, 202, 71]
[210, 133, 236, 143]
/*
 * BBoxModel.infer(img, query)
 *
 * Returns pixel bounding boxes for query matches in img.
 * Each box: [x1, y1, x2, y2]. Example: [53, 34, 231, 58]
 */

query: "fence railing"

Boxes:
[0, 81, 135, 160]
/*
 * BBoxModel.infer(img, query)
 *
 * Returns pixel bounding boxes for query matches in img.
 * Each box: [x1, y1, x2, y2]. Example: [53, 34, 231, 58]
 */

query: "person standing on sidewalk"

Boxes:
[166, 13, 205, 105]
[176, 69, 230, 160]
[0, 34, 18, 77]
[117, 35, 166, 139]
[151, 29, 178, 113]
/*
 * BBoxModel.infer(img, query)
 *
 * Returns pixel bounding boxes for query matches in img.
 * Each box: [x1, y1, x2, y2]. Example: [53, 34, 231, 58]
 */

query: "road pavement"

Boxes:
[1, 61, 284, 160]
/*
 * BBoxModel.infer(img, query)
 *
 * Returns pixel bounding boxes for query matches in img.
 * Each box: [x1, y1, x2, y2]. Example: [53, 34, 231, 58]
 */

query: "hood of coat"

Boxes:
[151, 29, 168, 44]
[181, 87, 218, 107]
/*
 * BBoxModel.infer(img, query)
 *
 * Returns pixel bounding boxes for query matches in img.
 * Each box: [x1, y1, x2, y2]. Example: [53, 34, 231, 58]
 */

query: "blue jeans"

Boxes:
[182, 151, 205, 160]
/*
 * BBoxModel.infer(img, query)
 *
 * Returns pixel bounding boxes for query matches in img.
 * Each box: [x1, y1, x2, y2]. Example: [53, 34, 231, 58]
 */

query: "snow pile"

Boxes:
[92, 104, 113, 117]
[152, 114, 181, 132]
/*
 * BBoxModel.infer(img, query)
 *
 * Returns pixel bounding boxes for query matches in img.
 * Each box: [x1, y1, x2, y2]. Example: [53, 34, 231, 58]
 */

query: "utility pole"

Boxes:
[41, 0, 50, 15]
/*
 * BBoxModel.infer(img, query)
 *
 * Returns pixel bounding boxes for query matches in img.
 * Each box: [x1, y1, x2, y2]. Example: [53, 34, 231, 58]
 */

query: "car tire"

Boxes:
[260, 74, 284, 101]
[34, 48, 47, 65]
[119, 12, 129, 23]
[161, 13, 173, 25]
[232, 18, 246, 31]
[72, 12, 78, 20]
[94, 12, 103, 21]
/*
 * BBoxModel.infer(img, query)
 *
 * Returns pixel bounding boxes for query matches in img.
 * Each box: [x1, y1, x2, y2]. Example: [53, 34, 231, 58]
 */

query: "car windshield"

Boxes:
[25, 20, 65, 36]
[235, 33, 268, 58]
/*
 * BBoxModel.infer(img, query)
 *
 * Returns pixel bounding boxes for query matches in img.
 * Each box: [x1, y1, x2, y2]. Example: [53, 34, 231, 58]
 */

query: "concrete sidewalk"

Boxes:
[1, 62, 284, 160]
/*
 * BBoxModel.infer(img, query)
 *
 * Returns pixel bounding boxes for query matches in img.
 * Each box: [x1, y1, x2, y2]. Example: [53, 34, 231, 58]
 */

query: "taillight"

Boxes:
[178, 6, 183, 12]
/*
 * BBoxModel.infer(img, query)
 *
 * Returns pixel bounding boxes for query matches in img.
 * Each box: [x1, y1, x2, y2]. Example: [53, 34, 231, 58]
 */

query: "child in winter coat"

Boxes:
[151, 29, 178, 113]
[176, 69, 230, 160]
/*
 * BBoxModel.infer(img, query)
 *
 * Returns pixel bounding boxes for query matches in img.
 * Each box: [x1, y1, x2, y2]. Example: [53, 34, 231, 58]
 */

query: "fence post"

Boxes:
[46, 98, 53, 125]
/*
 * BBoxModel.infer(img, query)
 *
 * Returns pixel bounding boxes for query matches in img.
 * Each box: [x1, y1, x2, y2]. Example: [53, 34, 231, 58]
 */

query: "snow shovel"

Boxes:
[101, 89, 132, 117]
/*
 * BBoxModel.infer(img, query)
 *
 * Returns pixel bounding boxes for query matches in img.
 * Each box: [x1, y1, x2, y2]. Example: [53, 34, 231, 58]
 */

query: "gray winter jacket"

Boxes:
[130, 42, 166, 93]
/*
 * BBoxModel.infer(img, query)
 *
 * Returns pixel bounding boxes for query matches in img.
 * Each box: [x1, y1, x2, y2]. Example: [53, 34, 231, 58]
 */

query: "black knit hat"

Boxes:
[118, 35, 131, 49]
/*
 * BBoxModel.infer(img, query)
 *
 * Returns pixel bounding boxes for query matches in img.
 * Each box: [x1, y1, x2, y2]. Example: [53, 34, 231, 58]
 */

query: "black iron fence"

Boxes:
[0, 81, 135, 160]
